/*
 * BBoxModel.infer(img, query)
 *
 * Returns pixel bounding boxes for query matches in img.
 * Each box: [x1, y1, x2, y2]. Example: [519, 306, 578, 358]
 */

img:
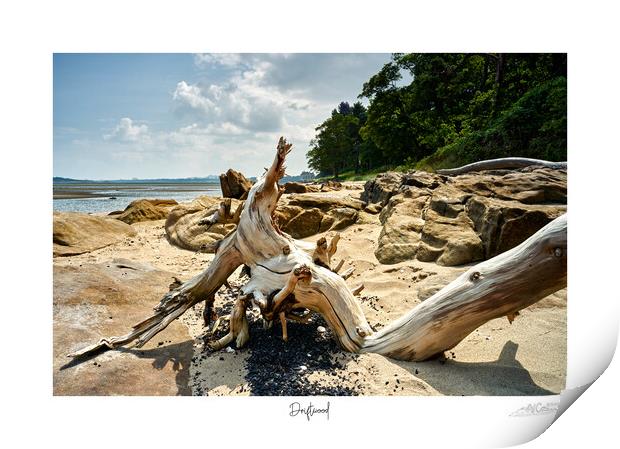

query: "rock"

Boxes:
[54, 212, 137, 257]
[318, 214, 335, 232]
[375, 216, 424, 264]
[364, 203, 382, 214]
[219, 169, 253, 199]
[113, 198, 178, 224]
[420, 210, 484, 266]
[379, 187, 430, 225]
[466, 196, 566, 258]
[165, 196, 240, 251]
[450, 167, 567, 205]
[365, 165, 566, 266]
[317, 326, 326, 333]
[283, 182, 309, 194]
[273, 204, 304, 227]
[53, 261, 192, 395]
[282, 208, 324, 238]
[361, 172, 403, 205]
[288, 192, 365, 211]
[402, 171, 443, 189]
[320, 180, 343, 191]
[326, 207, 358, 231]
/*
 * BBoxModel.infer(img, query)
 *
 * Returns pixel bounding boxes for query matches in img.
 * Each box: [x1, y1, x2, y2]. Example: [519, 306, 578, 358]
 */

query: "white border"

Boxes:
[2, 1, 618, 448]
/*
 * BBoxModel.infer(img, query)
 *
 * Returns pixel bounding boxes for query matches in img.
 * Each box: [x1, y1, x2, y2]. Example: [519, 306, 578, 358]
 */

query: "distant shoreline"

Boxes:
[53, 181, 221, 213]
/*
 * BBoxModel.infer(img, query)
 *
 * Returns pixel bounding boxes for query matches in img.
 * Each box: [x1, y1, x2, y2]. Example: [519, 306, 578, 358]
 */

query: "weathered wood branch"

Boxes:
[436, 157, 567, 176]
[360, 214, 567, 361]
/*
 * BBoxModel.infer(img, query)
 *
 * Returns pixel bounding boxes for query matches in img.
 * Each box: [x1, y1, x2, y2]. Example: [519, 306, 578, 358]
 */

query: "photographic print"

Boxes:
[53, 53, 568, 398]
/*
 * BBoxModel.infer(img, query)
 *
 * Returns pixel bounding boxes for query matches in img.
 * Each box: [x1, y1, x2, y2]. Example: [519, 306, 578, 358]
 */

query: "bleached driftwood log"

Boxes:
[69, 138, 567, 362]
[436, 157, 567, 176]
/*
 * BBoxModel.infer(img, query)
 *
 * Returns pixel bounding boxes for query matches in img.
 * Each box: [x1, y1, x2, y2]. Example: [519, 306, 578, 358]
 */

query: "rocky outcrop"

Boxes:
[281, 208, 324, 238]
[53, 259, 192, 395]
[361, 172, 404, 206]
[111, 198, 178, 224]
[287, 192, 365, 211]
[219, 169, 253, 199]
[165, 196, 239, 251]
[283, 182, 308, 194]
[367, 167, 567, 266]
[466, 196, 566, 258]
[164, 191, 366, 249]
[54, 212, 137, 257]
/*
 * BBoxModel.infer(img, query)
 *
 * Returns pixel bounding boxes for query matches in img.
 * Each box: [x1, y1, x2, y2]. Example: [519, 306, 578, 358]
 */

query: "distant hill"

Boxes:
[54, 171, 316, 184]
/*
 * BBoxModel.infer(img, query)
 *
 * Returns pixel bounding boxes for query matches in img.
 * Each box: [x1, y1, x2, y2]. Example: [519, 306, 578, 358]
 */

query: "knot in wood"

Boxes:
[282, 245, 290, 255]
[470, 271, 481, 281]
[554, 247, 563, 257]
[356, 326, 368, 337]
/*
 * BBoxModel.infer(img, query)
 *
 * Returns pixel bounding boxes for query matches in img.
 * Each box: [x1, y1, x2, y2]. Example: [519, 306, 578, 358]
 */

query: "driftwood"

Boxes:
[436, 157, 567, 176]
[69, 138, 567, 362]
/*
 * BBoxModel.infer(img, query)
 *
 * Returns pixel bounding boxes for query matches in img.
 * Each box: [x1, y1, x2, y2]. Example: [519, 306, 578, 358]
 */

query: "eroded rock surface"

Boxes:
[111, 198, 178, 224]
[219, 169, 253, 199]
[53, 259, 192, 395]
[54, 212, 137, 257]
[367, 167, 566, 265]
[165, 196, 240, 251]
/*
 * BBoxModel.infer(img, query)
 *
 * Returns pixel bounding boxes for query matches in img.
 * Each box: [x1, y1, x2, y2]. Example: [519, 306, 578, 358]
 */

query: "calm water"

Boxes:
[53, 182, 221, 214]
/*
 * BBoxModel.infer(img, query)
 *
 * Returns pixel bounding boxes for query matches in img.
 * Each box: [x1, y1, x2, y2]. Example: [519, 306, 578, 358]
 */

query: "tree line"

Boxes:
[307, 53, 567, 178]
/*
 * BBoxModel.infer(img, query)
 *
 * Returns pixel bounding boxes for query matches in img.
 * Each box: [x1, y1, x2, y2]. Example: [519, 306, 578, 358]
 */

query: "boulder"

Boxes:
[419, 210, 484, 266]
[283, 182, 309, 194]
[402, 171, 443, 190]
[282, 208, 324, 238]
[165, 196, 239, 252]
[288, 192, 365, 211]
[219, 169, 253, 199]
[365, 165, 566, 266]
[273, 204, 304, 227]
[113, 198, 178, 224]
[466, 196, 567, 258]
[361, 171, 403, 206]
[325, 207, 358, 231]
[320, 180, 343, 191]
[54, 212, 137, 257]
[450, 167, 567, 205]
[53, 259, 193, 395]
[375, 216, 424, 264]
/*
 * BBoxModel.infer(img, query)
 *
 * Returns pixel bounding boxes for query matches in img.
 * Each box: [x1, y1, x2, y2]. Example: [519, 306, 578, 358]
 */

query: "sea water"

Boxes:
[53, 182, 221, 214]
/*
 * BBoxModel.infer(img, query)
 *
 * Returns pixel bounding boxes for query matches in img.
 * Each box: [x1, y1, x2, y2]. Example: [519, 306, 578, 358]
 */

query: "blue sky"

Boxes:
[53, 53, 392, 180]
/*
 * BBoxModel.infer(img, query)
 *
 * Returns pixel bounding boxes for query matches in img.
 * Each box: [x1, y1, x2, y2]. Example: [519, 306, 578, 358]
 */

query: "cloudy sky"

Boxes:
[53, 53, 392, 180]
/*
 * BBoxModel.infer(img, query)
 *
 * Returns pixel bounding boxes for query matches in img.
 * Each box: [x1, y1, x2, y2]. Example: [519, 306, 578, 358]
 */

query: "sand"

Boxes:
[54, 192, 566, 396]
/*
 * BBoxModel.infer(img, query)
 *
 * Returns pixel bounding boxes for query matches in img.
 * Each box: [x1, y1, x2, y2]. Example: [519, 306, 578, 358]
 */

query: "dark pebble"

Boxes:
[242, 313, 361, 396]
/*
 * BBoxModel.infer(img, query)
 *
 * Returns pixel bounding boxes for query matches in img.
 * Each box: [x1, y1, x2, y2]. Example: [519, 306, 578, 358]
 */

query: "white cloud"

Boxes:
[104, 117, 149, 143]
[194, 53, 243, 68]
[71, 54, 392, 179]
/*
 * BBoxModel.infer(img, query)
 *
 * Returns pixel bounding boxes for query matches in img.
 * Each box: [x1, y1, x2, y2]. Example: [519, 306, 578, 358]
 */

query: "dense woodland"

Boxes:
[306, 53, 567, 178]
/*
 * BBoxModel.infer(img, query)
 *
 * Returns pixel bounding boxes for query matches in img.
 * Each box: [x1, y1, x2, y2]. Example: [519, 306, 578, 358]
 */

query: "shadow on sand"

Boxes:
[392, 341, 557, 396]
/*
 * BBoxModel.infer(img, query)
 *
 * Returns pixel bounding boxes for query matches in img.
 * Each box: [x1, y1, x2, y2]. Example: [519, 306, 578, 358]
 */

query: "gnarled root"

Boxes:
[312, 234, 341, 269]
[210, 293, 251, 350]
